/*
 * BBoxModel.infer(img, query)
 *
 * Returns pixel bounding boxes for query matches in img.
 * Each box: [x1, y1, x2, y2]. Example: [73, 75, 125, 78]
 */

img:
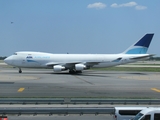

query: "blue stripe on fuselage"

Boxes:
[27, 60, 38, 63]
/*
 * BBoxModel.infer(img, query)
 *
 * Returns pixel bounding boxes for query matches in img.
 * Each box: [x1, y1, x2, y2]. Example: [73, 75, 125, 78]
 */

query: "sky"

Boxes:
[0, 0, 160, 56]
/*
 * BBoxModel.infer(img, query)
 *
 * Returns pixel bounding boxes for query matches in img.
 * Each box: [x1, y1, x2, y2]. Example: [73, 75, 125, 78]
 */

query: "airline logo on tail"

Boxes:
[123, 34, 154, 54]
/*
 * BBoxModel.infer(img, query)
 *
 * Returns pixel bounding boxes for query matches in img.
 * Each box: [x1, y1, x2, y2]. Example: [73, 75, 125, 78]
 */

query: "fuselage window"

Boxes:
[13, 53, 17, 55]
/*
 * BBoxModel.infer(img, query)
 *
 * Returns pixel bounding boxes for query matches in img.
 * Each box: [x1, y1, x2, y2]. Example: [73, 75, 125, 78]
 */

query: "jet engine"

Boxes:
[75, 64, 86, 71]
[53, 65, 65, 72]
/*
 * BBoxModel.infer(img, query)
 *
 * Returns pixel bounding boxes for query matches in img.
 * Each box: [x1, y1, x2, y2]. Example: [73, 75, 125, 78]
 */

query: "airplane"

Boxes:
[4, 33, 154, 74]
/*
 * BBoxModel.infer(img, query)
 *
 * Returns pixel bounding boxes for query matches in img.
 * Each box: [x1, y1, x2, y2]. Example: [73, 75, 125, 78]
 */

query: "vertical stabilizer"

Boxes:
[122, 34, 154, 54]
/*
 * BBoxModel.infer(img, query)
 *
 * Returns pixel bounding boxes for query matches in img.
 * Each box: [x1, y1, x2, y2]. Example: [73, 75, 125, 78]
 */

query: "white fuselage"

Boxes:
[4, 51, 149, 69]
[4, 34, 154, 73]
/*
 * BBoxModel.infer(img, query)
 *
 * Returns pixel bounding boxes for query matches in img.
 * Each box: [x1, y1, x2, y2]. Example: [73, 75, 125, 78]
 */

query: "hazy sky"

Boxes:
[0, 0, 159, 56]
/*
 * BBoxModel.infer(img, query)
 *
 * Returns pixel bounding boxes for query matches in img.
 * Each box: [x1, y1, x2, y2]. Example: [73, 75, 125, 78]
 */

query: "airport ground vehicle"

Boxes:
[113, 107, 147, 120]
[132, 108, 160, 120]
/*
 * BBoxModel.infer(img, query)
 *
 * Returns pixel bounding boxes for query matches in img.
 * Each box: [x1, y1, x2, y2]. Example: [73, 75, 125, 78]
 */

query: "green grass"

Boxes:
[0, 60, 4, 63]
[126, 64, 160, 66]
[1, 60, 160, 72]
[91, 67, 160, 72]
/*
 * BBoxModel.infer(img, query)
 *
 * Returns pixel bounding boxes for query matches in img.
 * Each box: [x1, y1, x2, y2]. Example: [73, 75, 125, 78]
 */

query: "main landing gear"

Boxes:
[19, 68, 22, 73]
[69, 70, 82, 74]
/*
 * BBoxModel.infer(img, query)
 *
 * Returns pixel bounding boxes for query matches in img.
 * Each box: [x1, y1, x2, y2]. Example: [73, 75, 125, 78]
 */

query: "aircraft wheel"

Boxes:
[69, 70, 82, 74]
[19, 68, 22, 73]
[76, 71, 82, 73]
[69, 70, 74, 74]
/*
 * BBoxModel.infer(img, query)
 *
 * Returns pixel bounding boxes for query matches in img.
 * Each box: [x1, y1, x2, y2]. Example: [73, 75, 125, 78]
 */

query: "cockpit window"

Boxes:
[13, 53, 17, 55]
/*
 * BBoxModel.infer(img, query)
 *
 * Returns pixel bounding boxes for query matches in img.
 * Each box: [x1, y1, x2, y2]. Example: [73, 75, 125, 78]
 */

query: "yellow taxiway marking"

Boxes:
[18, 88, 25, 92]
[151, 88, 160, 93]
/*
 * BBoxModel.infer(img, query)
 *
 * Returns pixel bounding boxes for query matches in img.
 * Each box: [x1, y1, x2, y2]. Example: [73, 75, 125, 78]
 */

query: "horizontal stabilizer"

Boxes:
[130, 54, 155, 60]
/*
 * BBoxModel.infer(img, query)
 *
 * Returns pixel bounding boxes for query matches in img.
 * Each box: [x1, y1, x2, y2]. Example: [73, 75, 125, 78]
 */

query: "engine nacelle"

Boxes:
[53, 65, 65, 72]
[75, 64, 86, 71]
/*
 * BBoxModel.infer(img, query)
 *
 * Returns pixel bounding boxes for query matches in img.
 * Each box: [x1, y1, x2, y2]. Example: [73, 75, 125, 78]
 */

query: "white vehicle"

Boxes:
[4, 34, 154, 74]
[132, 108, 160, 120]
[113, 107, 147, 120]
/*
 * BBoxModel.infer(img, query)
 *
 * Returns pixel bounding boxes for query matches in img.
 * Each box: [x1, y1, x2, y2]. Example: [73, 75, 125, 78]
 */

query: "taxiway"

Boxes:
[0, 67, 160, 98]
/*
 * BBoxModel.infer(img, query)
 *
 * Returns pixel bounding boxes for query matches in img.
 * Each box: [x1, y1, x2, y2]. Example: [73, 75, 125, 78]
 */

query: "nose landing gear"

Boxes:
[19, 68, 22, 73]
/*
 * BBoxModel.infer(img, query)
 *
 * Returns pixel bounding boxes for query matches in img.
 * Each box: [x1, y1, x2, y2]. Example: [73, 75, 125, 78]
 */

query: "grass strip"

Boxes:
[91, 67, 160, 72]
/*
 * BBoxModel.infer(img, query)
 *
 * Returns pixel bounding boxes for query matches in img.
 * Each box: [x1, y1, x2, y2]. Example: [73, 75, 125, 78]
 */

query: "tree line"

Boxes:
[149, 57, 160, 61]
[0, 57, 7, 60]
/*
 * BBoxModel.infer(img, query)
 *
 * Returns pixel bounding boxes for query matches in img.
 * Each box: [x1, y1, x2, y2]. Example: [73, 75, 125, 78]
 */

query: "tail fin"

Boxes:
[122, 33, 154, 54]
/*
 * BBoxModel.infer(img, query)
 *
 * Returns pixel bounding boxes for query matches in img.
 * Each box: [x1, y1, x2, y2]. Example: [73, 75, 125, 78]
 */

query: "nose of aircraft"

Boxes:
[4, 56, 12, 65]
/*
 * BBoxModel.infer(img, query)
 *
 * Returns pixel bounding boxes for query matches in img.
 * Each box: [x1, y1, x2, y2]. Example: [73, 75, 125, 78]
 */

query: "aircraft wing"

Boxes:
[46, 62, 79, 66]
[84, 62, 100, 66]
[46, 61, 100, 68]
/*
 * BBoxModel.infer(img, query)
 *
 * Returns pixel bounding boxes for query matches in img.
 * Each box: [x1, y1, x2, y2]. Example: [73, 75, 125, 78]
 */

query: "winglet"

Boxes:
[122, 34, 154, 54]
